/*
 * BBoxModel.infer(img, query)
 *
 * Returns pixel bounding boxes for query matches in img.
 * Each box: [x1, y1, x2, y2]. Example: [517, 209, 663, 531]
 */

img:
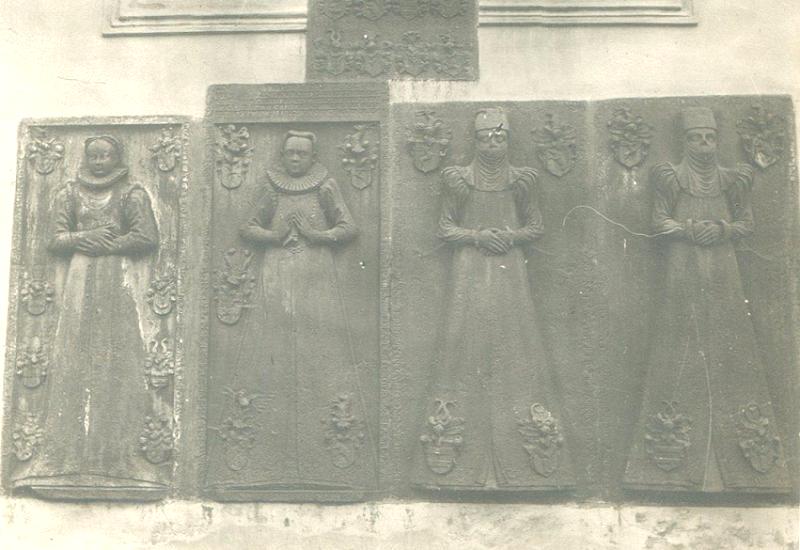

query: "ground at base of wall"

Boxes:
[1, 499, 797, 549]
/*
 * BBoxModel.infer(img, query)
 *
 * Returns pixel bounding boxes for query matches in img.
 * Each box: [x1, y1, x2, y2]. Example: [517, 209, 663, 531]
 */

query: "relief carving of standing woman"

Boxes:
[412, 109, 576, 491]
[624, 108, 790, 492]
[13, 136, 164, 500]
[227, 131, 375, 499]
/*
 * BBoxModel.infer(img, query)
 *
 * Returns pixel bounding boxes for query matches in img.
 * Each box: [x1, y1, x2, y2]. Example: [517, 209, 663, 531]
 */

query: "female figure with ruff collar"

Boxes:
[231, 130, 374, 498]
[412, 109, 576, 491]
[13, 136, 162, 499]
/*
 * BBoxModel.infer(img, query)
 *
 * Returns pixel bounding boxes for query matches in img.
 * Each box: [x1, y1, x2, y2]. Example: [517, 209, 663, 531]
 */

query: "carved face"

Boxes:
[85, 139, 120, 177]
[282, 136, 315, 177]
[685, 128, 717, 156]
[475, 128, 509, 156]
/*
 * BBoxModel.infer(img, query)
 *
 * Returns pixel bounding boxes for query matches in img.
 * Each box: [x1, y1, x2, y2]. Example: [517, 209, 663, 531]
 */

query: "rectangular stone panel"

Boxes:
[2, 118, 194, 501]
[385, 96, 798, 501]
[203, 83, 388, 502]
[306, 0, 479, 81]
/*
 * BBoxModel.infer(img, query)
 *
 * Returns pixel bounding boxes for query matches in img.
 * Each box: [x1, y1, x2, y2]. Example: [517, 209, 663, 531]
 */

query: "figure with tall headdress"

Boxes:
[411, 109, 576, 491]
[624, 108, 790, 493]
[13, 136, 163, 499]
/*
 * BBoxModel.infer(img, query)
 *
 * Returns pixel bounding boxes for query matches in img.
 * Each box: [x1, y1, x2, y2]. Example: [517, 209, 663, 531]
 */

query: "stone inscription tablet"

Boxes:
[2, 118, 191, 501]
[203, 83, 388, 502]
[306, 0, 479, 81]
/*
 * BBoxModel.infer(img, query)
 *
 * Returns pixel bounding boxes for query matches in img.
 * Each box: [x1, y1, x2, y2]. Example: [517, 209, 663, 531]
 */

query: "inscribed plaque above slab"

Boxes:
[306, 0, 479, 81]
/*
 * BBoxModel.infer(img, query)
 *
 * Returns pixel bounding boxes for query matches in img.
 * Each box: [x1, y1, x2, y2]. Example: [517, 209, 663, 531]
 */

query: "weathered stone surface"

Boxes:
[1, 498, 797, 549]
[2, 96, 797, 506]
[386, 96, 799, 500]
[203, 84, 388, 502]
[2, 118, 195, 501]
[306, 0, 479, 81]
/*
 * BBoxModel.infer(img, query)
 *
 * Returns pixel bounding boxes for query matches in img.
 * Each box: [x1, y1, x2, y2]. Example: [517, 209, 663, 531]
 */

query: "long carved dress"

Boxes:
[411, 163, 576, 490]
[13, 167, 162, 495]
[231, 163, 376, 494]
[624, 160, 790, 492]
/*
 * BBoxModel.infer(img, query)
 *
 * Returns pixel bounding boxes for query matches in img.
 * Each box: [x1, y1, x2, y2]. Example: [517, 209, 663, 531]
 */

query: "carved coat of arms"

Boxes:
[517, 403, 564, 477]
[322, 394, 366, 469]
[214, 248, 256, 325]
[149, 127, 182, 173]
[341, 124, 380, 190]
[406, 110, 452, 173]
[15, 336, 48, 389]
[420, 399, 465, 475]
[25, 128, 64, 176]
[737, 106, 785, 169]
[607, 107, 653, 169]
[532, 114, 578, 177]
[20, 273, 54, 316]
[644, 401, 692, 472]
[146, 266, 177, 316]
[737, 402, 782, 474]
[216, 124, 253, 190]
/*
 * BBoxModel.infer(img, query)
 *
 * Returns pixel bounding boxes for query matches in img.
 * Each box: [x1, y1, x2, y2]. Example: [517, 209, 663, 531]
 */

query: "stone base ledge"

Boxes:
[1, 499, 797, 549]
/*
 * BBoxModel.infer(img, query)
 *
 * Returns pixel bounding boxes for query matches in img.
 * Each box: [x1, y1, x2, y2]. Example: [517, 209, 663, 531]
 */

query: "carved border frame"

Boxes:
[479, 0, 696, 26]
[103, 0, 306, 36]
[104, 0, 695, 35]
[1, 116, 197, 497]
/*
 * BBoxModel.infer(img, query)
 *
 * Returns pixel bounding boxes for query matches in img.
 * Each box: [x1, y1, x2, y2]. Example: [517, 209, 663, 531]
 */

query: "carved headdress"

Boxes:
[681, 107, 717, 132]
[475, 108, 510, 134]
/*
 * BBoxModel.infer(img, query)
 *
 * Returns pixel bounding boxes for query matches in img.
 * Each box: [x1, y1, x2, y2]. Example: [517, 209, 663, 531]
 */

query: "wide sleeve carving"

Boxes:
[651, 163, 687, 238]
[510, 167, 545, 244]
[317, 178, 359, 245]
[437, 166, 476, 245]
[722, 163, 755, 240]
[239, 186, 283, 246]
[109, 186, 159, 256]
[47, 185, 81, 255]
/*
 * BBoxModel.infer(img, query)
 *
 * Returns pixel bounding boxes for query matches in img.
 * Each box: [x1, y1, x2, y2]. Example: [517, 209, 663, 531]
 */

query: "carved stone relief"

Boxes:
[3, 95, 797, 504]
[623, 106, 792, 494]
[737, 105, 786, 170]
[25, 127, 64, 176]
[204, 83, 386, 502]
[406, 110, 452, 174]
[215, 124, 253, 190]
[388, 96, 796, 501]
[532, 114, 578, 177]
[3, 119, 190, 501]
[307, 0, 478, 80]
[607, 107, 654, 169]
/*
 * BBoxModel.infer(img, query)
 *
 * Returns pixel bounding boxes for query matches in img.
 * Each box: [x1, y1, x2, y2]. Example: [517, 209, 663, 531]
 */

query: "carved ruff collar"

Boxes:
[267, 163, 328, 194]
[77, 166, 129, 190]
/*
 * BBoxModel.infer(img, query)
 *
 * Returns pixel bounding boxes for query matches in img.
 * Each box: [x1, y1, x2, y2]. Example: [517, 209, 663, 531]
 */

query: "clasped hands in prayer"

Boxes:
[279, 211, 323, 247]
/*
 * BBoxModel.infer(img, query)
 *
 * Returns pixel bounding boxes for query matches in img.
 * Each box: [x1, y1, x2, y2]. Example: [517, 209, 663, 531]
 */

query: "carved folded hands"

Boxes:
[73, 224, 119, 256]
[682, 219, 730, 246]
[474, 227, 516, 255]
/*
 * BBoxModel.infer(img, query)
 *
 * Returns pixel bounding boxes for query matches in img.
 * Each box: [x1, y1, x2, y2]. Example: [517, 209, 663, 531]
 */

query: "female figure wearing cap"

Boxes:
[412, 109, 576, 491]
[624, 108, 789, 492]
[13, 136, 163, 499]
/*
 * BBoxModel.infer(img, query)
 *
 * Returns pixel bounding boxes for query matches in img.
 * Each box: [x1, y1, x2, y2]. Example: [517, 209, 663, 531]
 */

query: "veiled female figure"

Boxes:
[412, 109, 576, 491]
[624, 108, 790, 493]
